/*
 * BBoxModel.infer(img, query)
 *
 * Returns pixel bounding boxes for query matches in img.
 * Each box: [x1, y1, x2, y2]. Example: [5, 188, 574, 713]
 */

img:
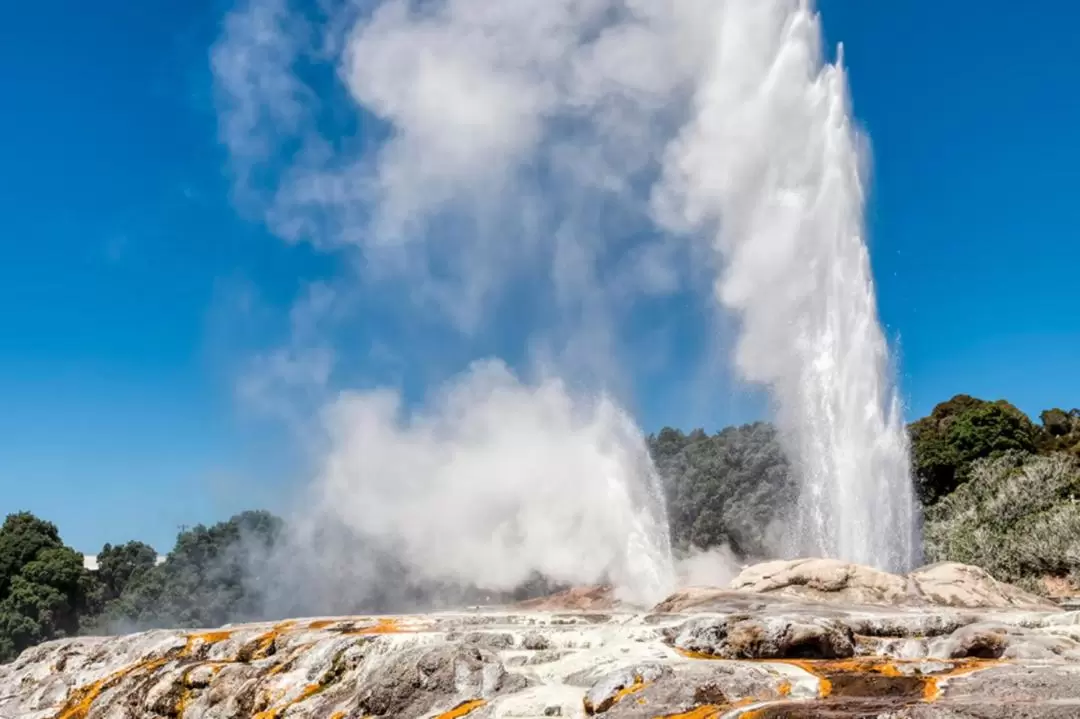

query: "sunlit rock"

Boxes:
[3, 560, 1080, 718]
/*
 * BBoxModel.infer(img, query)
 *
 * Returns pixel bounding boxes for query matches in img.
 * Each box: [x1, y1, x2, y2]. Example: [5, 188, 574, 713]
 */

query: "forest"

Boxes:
[2, 394, 1078, 662]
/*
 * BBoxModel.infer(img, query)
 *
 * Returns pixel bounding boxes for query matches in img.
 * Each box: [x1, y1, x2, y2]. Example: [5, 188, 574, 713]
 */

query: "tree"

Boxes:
[909, 395, 1038, 504]
[1036, 408, 1080, 458]
[96, 541, 157, 601]
[0, 512, 63, 596]
[651, 422, 793, 558]
[103, 510, 284, 630]
[0, 512, 94, 662]
[924, 452, 1080, 591]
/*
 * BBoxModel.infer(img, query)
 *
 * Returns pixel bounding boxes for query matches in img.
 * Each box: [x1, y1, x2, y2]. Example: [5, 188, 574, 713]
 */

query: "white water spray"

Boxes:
[214, 0, 920, 607]
[655, 1, 919, 570]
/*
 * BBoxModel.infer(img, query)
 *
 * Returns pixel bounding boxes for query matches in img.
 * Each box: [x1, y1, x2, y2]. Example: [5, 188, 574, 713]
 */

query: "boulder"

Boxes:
[669, 615, 856, 660]
[714, 558, 1055, 609]
[910, 563, 1056, 610]
[730, 558, 911, 605]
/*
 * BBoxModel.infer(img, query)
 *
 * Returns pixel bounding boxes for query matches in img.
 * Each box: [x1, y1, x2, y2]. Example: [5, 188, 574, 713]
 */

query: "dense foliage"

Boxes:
[923, 452, 1080, 592]
[98, 510, 283, 631]
[649, 422, 793, 558]
[908, 395, 1039, 504]
[0, 510, 284, 661]
[0, 513, 94, 662]
[1036, 408, 1080, 457]
[2, 393, 1078, 663]
[95, 540, 158, 602]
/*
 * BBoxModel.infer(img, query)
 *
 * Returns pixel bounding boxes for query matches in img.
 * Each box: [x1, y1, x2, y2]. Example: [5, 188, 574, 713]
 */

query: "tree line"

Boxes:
[2, 394, 1077, 662]
[652, 395, 1080, 592]
[0, 510, 281, 662]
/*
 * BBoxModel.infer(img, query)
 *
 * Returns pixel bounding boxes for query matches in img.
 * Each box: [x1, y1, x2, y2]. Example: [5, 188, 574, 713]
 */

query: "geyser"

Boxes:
[653, 2, 921, 571]
[213, 0, 920, 606]
[310, 360, 675, 605]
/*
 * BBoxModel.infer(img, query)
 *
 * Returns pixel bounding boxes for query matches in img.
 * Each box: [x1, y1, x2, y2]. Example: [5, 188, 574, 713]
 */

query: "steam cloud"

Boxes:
[312, 360, 673, 603]
[212, 0, 918, 609]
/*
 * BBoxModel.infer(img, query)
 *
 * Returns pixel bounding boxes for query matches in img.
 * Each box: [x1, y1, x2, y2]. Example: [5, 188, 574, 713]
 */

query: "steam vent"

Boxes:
[6, 559, 1080, 718]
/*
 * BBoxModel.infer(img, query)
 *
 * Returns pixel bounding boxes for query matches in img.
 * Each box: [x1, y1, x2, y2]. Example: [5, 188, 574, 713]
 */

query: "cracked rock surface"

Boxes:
[2, 559, 1079, 719]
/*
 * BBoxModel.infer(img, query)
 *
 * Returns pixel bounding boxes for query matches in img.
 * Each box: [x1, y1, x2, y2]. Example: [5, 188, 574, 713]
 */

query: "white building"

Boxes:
[82, 554, 166, 571]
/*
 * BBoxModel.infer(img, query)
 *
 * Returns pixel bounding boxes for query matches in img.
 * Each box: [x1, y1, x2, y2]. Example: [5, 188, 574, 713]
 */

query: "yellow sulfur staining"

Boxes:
[653, 706, 723, 719]
[295, 684, 323, 702]
[54, 658, 168, 719]
[181, 630, 234, 658]
[920, 658, 1000, 702]
[613, 677, 648, 703]
[583, 676, 653, 713]
[249, 621, 297, 660]
[343, 616, 434, 636]
[436, 698, 488, 719]
[922, 676, 941, 702]
[733, 710, 767, 719]
[251, 682, 328, 719]
[351, 617, 404, 634]
[54, 675, 114, 719]
[307, 620, 337, 630]
[173, 665, 200, 716]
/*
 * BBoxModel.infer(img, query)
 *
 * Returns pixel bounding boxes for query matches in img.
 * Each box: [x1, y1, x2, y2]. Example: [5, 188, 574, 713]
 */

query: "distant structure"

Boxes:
[82, 554, 166, 571]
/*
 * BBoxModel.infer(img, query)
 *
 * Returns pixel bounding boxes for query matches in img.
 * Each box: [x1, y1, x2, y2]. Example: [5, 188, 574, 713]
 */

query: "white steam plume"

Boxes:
[212, 0, 919, 609]
[651, 2, 920, 570]
[311, 360, 673, 603]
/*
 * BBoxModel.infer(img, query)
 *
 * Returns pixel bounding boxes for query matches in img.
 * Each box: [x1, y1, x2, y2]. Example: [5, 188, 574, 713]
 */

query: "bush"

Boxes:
[100, 510, 283, 630]
[909, 395, 1038, 504]
[0, 512, 96, 662]
[1037, 408, 1080, 458]
[650, 422, 793, 558]
[923, 452, 1080, 592]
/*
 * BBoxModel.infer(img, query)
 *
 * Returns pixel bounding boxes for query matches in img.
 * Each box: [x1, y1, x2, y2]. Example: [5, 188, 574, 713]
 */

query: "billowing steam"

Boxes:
[312, 360, 673, 603]
[212, 0, 918, 608]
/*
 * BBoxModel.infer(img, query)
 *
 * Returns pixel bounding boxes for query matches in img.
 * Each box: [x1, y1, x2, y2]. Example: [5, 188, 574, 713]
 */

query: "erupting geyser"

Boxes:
[214, 0, 920, 606]
[654, 1, 921, 571]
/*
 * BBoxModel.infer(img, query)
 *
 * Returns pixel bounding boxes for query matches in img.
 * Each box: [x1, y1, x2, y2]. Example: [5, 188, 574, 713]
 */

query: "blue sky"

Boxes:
[1, 1, 1077, 554]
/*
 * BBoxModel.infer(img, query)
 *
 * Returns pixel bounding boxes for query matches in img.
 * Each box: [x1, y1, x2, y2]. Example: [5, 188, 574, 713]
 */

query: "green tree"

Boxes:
[96, 541, 157, 601]
[651, 422, 793, 558]
[1036, 408, 1080, 458]
[105, 510, 283, 630]
[0, 512, 95, 662]
[909, 395, 1038, 504]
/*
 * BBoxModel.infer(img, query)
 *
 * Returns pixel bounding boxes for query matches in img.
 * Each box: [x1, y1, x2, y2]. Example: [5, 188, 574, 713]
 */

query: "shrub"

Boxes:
[909, 395, 1038, 504]
[923, 452, 1080, 592]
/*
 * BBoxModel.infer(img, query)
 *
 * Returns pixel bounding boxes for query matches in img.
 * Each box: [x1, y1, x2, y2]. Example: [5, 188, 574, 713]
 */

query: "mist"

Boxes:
[211, 0, 918, 612]
[294, 360, 673, 605]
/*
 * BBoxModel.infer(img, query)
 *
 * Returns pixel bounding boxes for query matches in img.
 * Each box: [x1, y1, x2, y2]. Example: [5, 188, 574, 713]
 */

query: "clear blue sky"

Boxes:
[1, 1, 1077, 554]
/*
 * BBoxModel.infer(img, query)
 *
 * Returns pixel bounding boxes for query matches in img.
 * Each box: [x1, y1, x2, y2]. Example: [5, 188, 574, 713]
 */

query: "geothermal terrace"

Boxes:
[4, 559, 1080, 719]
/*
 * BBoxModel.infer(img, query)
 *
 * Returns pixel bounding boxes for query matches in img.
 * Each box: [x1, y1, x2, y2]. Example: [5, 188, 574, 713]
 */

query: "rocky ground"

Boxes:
[4, 559, 1080, 719]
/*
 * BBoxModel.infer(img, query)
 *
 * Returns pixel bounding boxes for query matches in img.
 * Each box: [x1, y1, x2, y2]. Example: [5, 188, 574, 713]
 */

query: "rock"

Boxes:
[712, 558, 1055, 611]
[842, 611, 972, 638]
[582, 663, 670, 713]
[516, 585, 620, 611]
[522, 632, 551, 650]
[461, 631, 516, 650]
[670, 615, 855, 659]
[930, 624, 1009, 659]
[731, 558, 911, 605]
[910, 563, 1057, 610]
[2, 559, 1080, 719]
